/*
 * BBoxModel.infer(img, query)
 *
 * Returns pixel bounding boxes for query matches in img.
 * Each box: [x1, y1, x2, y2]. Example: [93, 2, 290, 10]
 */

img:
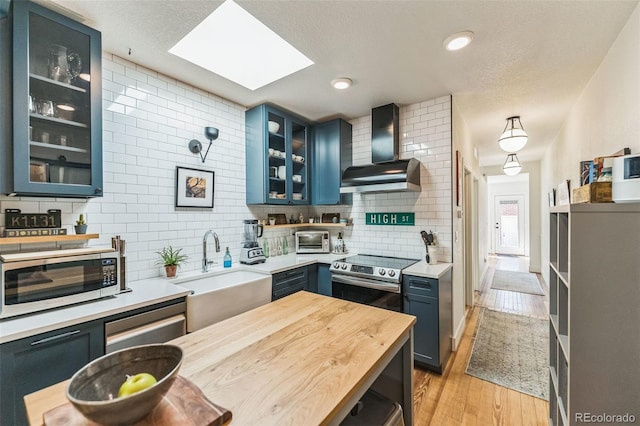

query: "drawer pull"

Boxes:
[30, 330, 81, 346]
[411, 281, 432, 290]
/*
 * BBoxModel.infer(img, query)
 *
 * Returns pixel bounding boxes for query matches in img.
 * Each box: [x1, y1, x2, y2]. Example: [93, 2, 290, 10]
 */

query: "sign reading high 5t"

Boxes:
[365, 212, 415, 226]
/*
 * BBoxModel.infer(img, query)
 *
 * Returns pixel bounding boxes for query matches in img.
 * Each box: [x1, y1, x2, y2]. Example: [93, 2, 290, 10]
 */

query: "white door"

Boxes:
[494, 195, 525, 255]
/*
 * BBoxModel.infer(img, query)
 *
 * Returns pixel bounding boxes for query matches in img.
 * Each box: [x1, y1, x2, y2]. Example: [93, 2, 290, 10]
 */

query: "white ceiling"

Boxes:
[41, 0, 639, 166]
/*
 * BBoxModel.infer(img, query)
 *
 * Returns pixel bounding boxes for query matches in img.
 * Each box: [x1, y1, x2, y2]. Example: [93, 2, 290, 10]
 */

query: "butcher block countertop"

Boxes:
[25, 291, 416, 426]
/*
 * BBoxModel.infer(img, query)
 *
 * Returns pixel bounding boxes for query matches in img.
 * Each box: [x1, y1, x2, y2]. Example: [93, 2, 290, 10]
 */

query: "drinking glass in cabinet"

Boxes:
[47, 44, 82, 84]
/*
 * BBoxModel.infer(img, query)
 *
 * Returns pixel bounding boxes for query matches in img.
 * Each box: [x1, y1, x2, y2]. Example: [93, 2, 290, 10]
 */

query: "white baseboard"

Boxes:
[478, 264, 488, 290]
[451, 316, 466, 352]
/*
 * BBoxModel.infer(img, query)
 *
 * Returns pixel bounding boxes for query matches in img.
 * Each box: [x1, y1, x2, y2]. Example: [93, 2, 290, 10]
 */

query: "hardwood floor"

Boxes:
[413, 255, 549, 425]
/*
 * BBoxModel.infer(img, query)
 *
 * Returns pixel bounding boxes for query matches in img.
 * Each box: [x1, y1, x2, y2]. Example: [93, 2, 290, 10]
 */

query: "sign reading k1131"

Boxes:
[366, 212, 415, 226]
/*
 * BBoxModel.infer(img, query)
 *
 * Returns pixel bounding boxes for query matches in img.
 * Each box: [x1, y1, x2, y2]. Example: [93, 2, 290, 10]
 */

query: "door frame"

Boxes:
[493, 194, 526, 256]
[463, 167, 478, 307]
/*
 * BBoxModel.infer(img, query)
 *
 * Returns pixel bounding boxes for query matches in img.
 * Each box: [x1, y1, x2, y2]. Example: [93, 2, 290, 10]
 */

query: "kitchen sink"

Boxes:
[173, 269, 272, 332]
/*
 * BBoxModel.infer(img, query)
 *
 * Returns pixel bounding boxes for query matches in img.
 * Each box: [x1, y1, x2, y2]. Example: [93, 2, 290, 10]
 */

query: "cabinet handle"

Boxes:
[411, 281, 432, 290]
[95, 188, 103, 194]
[30, 330, 81, 346]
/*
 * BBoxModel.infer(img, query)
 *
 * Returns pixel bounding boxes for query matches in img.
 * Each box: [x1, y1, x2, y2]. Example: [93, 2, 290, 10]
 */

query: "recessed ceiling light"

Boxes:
[443, 31, 474, 51]
[169, 0, 314, 90]
[331, 78, 352, 90]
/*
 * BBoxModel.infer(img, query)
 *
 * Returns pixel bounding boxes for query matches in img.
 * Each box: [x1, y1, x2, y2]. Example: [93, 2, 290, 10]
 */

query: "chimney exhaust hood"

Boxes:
[340, 103, 421, 194]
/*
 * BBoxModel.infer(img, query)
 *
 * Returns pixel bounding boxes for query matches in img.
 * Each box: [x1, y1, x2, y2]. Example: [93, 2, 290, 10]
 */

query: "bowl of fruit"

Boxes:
[66, 344, 183, 425]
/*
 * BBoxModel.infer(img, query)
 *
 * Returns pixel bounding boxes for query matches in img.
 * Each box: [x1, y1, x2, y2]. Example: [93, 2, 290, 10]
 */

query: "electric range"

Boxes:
[329, 254, 420, 312]
[329, 254, 420, 284]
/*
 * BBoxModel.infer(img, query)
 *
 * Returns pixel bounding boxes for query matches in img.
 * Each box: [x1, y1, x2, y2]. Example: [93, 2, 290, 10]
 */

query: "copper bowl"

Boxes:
[66, 344, 182, 425]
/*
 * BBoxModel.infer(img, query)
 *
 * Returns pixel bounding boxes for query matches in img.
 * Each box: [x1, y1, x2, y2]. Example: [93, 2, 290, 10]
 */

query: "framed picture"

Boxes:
[556, 179, 571, 206]
[456, 150, 463, 207]
[579, 160, 594, 186]
[175, 166, 214, 208]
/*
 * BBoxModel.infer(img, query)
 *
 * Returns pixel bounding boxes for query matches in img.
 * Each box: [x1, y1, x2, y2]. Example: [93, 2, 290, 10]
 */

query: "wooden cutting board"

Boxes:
[43, 376, 232, 426]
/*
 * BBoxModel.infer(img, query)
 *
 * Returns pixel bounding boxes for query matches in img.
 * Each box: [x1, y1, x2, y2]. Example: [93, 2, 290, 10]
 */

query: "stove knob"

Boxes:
[379, 269, 386, 276]
[388, 270, 396, 277]
[333, 262, 340, 269]
[341, 264, 348, 270]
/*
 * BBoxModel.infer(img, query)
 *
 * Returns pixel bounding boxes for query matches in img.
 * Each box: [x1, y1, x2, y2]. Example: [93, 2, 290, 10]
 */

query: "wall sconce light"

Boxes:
[498, 116, 528, 152]
[503, 153, 522, 176]
[188, 127, 219, 163]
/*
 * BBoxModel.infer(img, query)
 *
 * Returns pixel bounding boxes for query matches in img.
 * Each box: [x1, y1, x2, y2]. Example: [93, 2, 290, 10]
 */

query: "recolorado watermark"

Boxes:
[576, 413, 636, 423]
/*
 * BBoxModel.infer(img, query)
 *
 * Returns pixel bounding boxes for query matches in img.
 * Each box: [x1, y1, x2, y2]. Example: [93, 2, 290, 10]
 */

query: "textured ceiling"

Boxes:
[39, 0, 639, 166]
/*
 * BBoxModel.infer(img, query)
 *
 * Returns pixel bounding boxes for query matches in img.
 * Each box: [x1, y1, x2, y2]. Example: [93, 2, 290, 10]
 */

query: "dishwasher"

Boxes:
[105, 301, 187, 354]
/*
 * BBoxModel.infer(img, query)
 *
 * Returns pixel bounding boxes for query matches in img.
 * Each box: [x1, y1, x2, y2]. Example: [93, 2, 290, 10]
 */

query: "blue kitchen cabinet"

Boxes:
[403, 270, 452, 373]
[246, 104, 310, 205]
[306, 264, 318, 294]
[312, 119, 352, 205]
[317, 263, 332, 296]
[0, 319, 104, 425]
[272, 265, 318, 300]
[1, 1, 103, 197]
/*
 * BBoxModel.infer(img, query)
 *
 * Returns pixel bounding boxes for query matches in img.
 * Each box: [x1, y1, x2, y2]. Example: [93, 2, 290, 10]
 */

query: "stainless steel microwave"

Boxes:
[0, 248, 119, 319]
[295, 231, 330, 254]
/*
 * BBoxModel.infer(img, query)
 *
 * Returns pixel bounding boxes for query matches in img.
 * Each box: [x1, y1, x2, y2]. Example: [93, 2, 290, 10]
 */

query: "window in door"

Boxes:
[494, 195, 525, 255]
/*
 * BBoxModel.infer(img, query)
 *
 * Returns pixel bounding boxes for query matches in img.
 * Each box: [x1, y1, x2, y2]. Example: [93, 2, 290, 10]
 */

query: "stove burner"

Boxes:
[335, 254, 419, 269]
[329, 254, 419, 284]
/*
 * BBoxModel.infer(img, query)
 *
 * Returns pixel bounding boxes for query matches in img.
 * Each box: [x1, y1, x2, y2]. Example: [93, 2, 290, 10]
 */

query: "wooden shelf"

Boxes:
[0, 233, 99, 245]
[265, 223, 350, 229]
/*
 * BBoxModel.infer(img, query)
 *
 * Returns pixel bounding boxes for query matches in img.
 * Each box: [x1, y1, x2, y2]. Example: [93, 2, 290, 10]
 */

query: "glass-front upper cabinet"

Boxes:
[246, 104, 309, 205]
[10, 1, 103, 197]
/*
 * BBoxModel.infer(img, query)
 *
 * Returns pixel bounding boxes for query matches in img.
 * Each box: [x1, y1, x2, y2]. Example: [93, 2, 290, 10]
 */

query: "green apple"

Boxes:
[118, 373, 157, 398]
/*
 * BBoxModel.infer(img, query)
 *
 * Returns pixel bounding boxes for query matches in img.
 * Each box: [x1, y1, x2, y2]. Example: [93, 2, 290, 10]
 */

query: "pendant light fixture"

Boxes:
[498, 116, 528, 152]
[503, 153, 522, 176]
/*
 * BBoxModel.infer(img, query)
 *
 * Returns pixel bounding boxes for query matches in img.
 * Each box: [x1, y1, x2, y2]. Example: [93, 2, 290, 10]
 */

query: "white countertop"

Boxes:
[2, 250, 398, 344]
[0, 255, 346, 344]
[245, 252, 351, 274]
[0, 279, 190, 344]
[402, 260, 453, 279]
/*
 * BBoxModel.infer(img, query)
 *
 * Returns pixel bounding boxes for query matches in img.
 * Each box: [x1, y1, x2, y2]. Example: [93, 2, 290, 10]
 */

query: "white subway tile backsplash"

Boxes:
[336, 99, 453, 262]
[0, 52, 453, 276]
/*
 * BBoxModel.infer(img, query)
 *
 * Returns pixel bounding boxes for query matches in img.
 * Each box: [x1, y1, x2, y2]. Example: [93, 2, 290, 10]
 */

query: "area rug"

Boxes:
[490, 270, 544, 295]
[466, 309, 549, 400]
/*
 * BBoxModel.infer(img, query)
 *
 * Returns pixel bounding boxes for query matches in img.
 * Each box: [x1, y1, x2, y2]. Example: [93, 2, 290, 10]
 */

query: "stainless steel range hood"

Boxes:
[340, 103, 421, 194]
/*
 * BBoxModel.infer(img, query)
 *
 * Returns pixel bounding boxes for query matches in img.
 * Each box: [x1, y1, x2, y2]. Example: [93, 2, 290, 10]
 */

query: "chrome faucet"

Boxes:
[202, 230, 220, 272]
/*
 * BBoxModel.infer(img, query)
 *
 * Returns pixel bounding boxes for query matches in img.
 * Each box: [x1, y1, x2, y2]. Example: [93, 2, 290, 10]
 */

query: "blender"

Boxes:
[240, 219, 266, 264]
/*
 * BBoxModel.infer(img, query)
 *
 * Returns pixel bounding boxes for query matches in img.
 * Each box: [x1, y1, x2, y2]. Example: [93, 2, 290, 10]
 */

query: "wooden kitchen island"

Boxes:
[25, 291, 416, 425]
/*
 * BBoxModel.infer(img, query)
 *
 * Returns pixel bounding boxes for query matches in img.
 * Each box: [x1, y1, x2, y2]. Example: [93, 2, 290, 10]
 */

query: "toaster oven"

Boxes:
[295, 231, 330, 254]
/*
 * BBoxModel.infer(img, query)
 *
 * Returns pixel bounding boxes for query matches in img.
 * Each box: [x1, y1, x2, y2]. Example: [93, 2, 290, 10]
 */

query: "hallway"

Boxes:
[475, 255, 548, 319]
[413, 255, 549, 425]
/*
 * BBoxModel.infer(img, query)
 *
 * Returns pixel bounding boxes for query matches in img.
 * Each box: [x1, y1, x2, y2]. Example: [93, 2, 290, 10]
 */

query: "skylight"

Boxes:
[169, 0, 313, 90]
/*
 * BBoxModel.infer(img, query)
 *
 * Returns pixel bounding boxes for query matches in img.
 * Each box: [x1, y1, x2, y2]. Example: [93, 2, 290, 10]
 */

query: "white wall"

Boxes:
[0, 53, 296, 281]
[451, 98, 483, 349]
[541, 3, 640, 283]
[323, 97, 453, 261]
[0, 53, 458, 283]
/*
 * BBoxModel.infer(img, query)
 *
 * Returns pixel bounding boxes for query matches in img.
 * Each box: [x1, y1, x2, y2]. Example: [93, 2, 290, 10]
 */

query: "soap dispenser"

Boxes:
[223, 247, 232, 268]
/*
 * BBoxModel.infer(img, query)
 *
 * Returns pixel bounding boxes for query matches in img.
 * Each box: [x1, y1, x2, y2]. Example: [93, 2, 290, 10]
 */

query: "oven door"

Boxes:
[331, 274, 402, 312]
[295, 232, 329, 253]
